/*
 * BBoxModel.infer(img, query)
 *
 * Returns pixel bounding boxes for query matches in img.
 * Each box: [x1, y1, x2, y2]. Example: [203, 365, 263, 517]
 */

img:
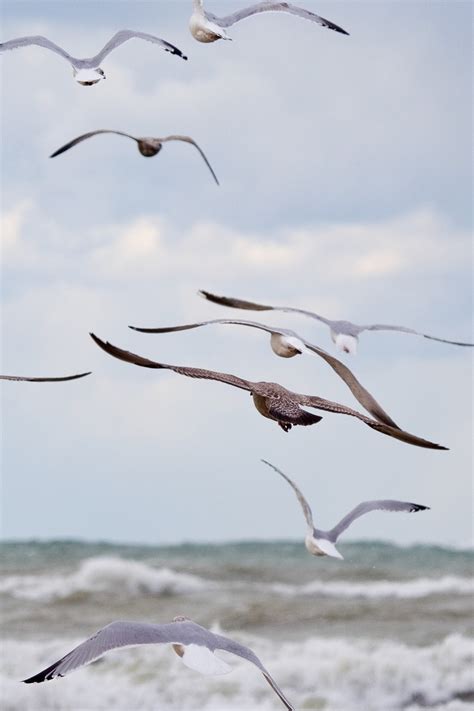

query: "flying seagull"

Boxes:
[0, 372, 91, 382]
[129, 317, 399, 427]
[189, 0, 349, 43]
[50, 131, 219, 185]
[0, 30, 187, 86]
[23, 616, 294, 710]
[90, 333, 447, 450]
[262, 460, 429, 559]
[199, 290, 474, 355]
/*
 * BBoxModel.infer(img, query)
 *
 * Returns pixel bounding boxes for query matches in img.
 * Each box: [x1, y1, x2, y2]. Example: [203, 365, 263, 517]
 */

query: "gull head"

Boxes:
[330, 330, 358, 355]
[74, 67, 106, 86]
[173, 615, 190, 623]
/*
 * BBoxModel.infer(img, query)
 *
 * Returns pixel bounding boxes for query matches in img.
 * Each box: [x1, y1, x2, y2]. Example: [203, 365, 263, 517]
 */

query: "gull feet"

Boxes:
[278, 421, 292, 432]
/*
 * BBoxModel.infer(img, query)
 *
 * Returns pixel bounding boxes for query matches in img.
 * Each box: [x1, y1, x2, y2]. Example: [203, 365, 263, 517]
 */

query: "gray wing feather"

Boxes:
[85, 30, 187, 66]
[206, 1, 348, 35]
[0, 35, 73, 62]
[23, 621, 191, 682]
[363, 323, 474, 347]
[300, 339, 399, 428]
[90, 333, 252, 392]
[295, 392, 448, 450]
[50, 130, 136, 158]
[160, 136, 219, 185]
[328, 500, 430, 541]
[129, 318, 275, 335]
[199, 290, 332, 326]
[210, 633, 295, 711]
[0, 372, 91, 382]
[261, 460, 314, 528]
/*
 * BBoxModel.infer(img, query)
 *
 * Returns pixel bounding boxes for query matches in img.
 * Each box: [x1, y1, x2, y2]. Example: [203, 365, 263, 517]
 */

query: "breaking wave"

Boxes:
[2, 632, 472, 711]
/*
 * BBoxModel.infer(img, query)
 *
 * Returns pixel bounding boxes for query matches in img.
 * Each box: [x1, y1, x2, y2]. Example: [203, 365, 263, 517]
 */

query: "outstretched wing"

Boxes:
[86, 30, 187, 65]
[129, 318, 274, 335]
[212, 633, 295, 711]
[0, 372, 91, 382]
[50, 130, 136, 158]
[161, 136, 219, 185]
[261, 459, 314, 528]
[206, 1, 348, 35]
[199, 290, 331, 326]
[295, 392, 448, 450]
[363, 323, 474, 347]
[23, 621, 188, 683]
[90, 333, 252, 391]
[328, 500, 429, 541]
[0, 35, 73, 62]
[300, 339, 399, 428]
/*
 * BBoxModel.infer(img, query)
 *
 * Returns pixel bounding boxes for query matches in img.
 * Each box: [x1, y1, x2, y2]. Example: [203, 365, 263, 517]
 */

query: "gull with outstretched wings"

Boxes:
[189, 0, 348, 42]
[262, 460, 429, 559]
[50, 131, 219, 184]
[200, 290, 474, 355]
[129, 317, 398, 427]
[23, 616, 294, 710]
[90, 333, 447, 450]
[0, 30, 186, 85]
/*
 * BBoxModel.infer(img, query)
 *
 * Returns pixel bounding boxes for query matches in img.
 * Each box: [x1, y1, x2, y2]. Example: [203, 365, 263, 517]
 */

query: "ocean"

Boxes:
[0, 539, 473, 710]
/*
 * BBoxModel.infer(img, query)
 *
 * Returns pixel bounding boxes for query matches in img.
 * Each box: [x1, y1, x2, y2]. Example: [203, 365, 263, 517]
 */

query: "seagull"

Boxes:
[50, 131, 219, 185]
[0, 30, 187, 86]
[129, 317, 399, 427]
[199, 290, 474, 355]
[90, 333, 447, 450]
[0, 372, 91, 382]
[262, 460, 429, 559]
[23, 616, 294, 710]
[189, 0, 349, 43]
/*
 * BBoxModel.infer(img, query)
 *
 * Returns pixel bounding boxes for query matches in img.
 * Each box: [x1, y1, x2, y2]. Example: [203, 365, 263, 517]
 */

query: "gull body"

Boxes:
[90, 333, 447, 449]
[49, 130, 219, 185]
[0, 30, 186, 86]
[200, 290, 474, 355]
[262, 460, 429, 560]
[189, 0, 349, 43]
[128, 316, 398, 426]
[23, 616, 294, 710]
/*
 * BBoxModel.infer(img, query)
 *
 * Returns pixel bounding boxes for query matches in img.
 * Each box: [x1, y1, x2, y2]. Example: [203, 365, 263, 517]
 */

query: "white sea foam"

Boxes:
[268, 574, 474, 599]
[1, 556, 472, 602]
[1, 632, 472, 711]
[0, 557, 210, 601]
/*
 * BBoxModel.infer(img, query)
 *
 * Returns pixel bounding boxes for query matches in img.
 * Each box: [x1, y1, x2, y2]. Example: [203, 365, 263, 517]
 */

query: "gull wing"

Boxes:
[23, 621, 199, 683]
[205, 1, 348, 35]
[299, 338, 399, 428]
[160, 136, 220, 185]
[0, 35, 73, 62]
[295, 393, 448, 450]
[129, 318, 275, 334]
[84, 30, 187, 66]
[0, 372, 91, 382]
[363, 323, 474, 347]
[261, 459, 314, 528]
[50, 130, 136, 158]
[211, 632, 295, 710]
[199, 290, 332, 325]
[90, 333, 252, 392]
[328, 500, 429, 542]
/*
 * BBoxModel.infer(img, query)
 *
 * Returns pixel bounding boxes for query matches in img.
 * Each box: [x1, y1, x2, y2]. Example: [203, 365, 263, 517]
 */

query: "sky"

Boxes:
[1, 0, 472, 547]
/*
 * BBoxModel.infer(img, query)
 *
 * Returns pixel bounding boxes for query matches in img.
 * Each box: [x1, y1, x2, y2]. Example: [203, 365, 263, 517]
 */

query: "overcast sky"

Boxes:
[1, 0, 472, 546]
